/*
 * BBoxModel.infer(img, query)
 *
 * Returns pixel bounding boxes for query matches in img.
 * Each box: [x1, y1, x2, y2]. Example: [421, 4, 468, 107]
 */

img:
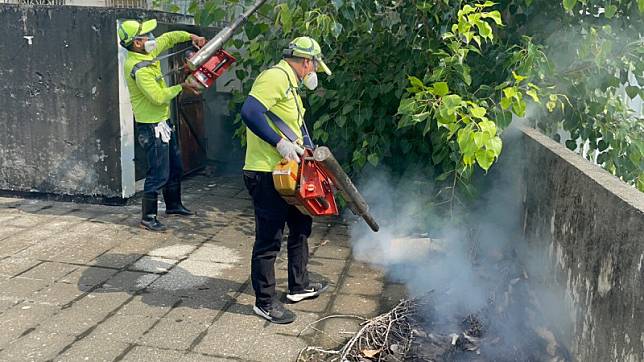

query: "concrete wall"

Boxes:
[521, 127, 644, 362]
[0, 5, 192, 201]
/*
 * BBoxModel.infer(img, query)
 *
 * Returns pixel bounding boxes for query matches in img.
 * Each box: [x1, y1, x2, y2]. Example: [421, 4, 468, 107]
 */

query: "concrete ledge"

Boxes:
[521, 127, 643, 362]
[522, 127, 644, 212]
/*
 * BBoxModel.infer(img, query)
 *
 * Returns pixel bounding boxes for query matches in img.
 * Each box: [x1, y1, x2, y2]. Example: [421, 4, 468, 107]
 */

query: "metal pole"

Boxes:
[313, 147, 380, 232]
[187, 0, 267, 70]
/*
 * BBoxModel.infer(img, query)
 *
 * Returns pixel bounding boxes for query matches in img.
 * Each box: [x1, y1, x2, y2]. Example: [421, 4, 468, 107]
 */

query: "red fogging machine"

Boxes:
[273, 147, 380, 232]
[184, 0, 268, 90]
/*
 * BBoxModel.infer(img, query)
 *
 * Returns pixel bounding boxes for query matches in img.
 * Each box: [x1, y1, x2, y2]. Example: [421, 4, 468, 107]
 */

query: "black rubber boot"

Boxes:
[140, 193, 166, 232]
[163, 184, 194, 216]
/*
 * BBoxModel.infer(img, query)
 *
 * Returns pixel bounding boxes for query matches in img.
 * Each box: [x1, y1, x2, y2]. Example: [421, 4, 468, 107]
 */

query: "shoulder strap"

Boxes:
[130, 45, 193, 80]
[130, 60, 154, 80]
[266, 111, 298, 143]
[269, 65, 314, 146]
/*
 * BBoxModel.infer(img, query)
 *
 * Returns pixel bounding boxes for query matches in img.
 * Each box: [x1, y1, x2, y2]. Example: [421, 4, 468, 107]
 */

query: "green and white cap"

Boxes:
[284, 36, 331, 75]
[118, 19, 157, 46]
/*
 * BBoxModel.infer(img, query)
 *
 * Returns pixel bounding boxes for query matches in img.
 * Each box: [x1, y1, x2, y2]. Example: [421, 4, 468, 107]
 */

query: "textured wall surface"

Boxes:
[521, 127, 643, 362]
[0, 5, 191, 199]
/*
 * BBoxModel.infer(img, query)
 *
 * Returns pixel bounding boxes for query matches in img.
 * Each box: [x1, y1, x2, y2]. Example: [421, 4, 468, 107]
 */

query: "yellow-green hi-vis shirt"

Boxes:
[123, 31, 192, 124]
[244, 60, 306, 172]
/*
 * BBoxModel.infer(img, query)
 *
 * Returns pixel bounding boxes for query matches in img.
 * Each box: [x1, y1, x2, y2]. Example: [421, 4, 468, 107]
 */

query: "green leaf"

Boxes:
[315, 114, 330, 130]
[546, 100, 556, 112]
[457, 128, 477, 156]
[435, 170, 452, 181]
[526, 89, 540, 103]
[408, 76, 425, 89]
[461, 4, 476, 15]
[367, 153, 380, 166]
[443, 94, 463, 111]
[604, 5, 617, 19]
[495, 109, 512, 128]
[397, 98, 416, 115]
[476, 1, 496, 8]
[462, 68, 472, 86]
[278, 4, 292, 33]
[481, 10, 503, 25]
[423, 118, 433, 136]
[479, 120, 497, 136]
[332, 22, 344, 38]
[563, 0, 577, 12]
[639, 0, 644, 14]
[245, 22, 261, 40]
[476, 20, 493, 39]
[342, 104, 354, 115]
[512, 71, 526, 83]
[438, 105, 457, 124]
[471, 106, 487, 119]
[473, 131, 491, 148]
[471, 35, 482, 48]
[565, 140, 577, 151]
[432, 82, 449, 97]
[503, 87, 517, 99]
[512, 97, 526, 117]
[475, 149, 495, 171]
[487, 136, 503, 156]
[412, 112, 431, 124]
[336, 116, 347, 127]
[500, 97, 512, 110]
[625, 86, 640, 99]
[432, 147, 448, 165]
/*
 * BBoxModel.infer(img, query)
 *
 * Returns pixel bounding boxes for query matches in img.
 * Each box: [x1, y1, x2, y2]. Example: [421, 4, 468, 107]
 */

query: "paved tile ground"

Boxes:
[0, 175, 399, 362]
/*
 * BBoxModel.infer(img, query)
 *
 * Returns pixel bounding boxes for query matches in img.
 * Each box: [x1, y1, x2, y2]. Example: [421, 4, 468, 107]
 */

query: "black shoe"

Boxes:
[163, 184, 194, 216]
[141, 194, 166, 232]
[140, 217, 166, 232]
[287, 282, 329, 303]
[253, 302, 296, 324]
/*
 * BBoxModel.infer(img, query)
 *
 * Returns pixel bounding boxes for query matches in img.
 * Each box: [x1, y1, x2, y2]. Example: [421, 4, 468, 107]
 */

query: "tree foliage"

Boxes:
[185, 0, 643, 194]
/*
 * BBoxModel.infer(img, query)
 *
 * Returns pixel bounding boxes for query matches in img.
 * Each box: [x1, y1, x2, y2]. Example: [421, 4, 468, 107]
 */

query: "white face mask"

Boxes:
[302, 71, 318, 90]
[144, 39, 157, 53]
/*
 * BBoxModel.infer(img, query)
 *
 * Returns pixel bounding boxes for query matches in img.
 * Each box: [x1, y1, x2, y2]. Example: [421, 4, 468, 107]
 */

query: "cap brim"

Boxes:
[317, 59, 332, 76]
[140, 19, 157, 36]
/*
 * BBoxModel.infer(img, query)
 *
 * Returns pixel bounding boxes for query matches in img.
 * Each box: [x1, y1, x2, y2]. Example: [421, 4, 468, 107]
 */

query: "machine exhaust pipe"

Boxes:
[188, 0, 267, 70]
[313, 147, 380, 232]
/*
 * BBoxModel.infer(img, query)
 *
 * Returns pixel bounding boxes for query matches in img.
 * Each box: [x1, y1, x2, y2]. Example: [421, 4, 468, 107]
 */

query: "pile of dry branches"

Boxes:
[297, 298, 419, 361]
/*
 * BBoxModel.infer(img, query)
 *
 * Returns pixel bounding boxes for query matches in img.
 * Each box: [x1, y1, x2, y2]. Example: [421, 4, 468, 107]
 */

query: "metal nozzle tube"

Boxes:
[188, 0, 268, 70]
[313, 147, 380, 232]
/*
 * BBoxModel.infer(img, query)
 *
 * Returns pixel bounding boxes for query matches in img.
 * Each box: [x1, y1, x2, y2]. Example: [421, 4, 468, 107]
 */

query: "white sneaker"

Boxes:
[286, 282, 329, 303]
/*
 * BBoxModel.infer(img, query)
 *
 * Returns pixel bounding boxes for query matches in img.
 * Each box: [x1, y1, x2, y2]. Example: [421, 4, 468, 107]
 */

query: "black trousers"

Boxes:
[136, 121, 183, 197]
[243, 170, 312, 307]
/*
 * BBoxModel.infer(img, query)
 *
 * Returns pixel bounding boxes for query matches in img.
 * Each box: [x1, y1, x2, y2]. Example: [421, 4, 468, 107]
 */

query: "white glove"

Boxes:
[276, 138, 304, 163]
[154, 121, 172, 143]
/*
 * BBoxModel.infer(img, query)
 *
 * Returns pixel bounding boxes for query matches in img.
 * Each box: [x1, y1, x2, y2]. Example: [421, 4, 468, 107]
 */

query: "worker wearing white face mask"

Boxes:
[239, 36, 332, 324]
[118, 19, 207, 232]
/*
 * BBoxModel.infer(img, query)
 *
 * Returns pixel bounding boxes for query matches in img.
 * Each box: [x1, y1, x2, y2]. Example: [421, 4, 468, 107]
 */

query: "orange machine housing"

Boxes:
[273, 149, 338, 217]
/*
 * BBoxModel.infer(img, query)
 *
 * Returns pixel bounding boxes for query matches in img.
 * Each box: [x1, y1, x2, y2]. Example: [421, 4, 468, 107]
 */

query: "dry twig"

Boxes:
[298, 296, 427, 361]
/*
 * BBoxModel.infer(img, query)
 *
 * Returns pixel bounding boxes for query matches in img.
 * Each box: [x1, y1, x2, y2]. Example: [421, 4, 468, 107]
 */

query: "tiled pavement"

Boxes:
[0, 175, 398, 361]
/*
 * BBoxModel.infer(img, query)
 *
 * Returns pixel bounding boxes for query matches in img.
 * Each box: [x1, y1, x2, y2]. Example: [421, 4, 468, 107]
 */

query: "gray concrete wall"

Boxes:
[521, 127, 643, 362]
[0, 4, 191, 200]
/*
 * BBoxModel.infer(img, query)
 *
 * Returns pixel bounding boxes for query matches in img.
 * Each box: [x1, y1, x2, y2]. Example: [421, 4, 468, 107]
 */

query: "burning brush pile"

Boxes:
[298, 236, 571, 362]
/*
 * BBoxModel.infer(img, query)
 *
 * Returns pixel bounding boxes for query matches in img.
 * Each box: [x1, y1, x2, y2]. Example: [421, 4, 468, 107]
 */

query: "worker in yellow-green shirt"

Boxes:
[118, 19, 205, 232]
[240, 37, 332, 324]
